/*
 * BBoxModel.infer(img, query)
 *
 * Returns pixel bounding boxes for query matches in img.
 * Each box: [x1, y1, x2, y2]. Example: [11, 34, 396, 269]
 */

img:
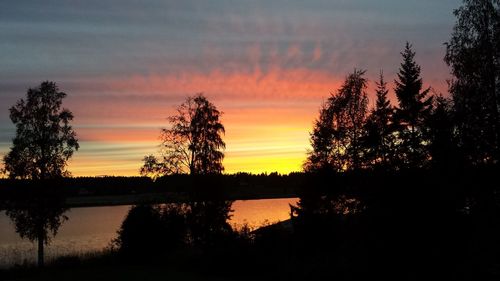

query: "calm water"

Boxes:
[0, 198, 297, 268]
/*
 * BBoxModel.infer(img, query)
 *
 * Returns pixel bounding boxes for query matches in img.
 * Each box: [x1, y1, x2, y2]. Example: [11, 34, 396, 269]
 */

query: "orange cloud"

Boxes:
[103, 67, 342, 101]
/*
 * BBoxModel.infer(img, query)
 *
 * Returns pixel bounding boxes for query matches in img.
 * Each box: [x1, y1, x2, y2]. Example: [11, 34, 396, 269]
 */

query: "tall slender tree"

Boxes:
[298, 70, 368, 253]
[3, 81, 78, 267]
[305, 69, 368, 172]
[141, 93, 232, 249]
[141, 94, 225, 177]
[445, 0, 500, 165]
[304, 101, 336, 172]
[363, 71, 395, 169]
[393, 43, 433, 168]
[4, 81, 79, 179]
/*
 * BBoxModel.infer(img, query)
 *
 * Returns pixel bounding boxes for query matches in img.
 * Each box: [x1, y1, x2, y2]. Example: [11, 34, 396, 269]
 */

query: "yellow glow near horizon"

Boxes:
[66, 120, 312, 177]
[67, 129, 310, 176]
[64, 97, 317, 177]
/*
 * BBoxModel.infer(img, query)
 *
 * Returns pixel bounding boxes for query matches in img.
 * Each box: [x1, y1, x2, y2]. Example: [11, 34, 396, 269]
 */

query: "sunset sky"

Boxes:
[0, 0, 460, 176]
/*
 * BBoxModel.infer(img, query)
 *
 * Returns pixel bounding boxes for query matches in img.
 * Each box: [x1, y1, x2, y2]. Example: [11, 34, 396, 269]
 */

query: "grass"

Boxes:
[0, 249, 264, 281]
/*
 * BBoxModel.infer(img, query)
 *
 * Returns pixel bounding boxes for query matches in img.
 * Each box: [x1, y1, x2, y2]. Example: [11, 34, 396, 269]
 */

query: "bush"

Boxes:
[114, 204, 188, 260]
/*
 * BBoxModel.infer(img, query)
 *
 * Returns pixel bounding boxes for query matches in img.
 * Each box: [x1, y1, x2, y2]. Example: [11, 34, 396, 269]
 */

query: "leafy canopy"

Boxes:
[141, 94, 225, 177]
[3, 81, 79, 179]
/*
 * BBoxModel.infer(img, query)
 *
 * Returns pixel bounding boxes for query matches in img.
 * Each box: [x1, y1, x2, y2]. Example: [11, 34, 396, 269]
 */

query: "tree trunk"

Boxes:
[37, 233, 44, 268]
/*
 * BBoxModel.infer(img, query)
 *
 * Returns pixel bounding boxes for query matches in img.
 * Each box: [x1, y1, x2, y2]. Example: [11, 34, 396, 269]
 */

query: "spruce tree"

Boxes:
[363, 71, 394, 169]
[393, 43, 433, 168]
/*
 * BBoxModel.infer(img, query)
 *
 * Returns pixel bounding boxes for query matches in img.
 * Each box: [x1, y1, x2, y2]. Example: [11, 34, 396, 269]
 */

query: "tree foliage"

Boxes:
[445, 0, 500, 165]
[115, 201, 234, 257]
[3, 81, 79, 179]
[139, 94, 232, 251]
[393, 43, 433, 168]
[114, 204, 189, 258]
[3, 81, 77, 267]
[425, 95, 459, 171]
[362, 71, 395, 169]
[305, 69, 368, 172]
[141, 94, 225, 177]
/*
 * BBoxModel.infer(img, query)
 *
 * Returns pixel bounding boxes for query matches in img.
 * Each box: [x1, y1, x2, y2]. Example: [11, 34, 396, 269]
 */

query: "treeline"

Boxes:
[306, 41, 497, 174]
[0, 173, 303, 202]
[303, 2, 499, 174]
[3, 169, 498, 202]
[290, 2, 500, 279]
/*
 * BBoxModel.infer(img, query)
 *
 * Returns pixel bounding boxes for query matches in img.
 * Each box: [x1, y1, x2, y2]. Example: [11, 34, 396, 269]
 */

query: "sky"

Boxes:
[0, 0, 461, 176]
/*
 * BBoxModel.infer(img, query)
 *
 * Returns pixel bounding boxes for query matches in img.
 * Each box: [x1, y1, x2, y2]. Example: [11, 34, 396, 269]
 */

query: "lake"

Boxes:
[0, 198, 297, 268]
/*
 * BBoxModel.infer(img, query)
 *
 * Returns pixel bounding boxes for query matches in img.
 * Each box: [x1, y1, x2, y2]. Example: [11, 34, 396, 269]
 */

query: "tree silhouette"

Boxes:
[115, 205, 164, 258]
[393, 43, 433, 168]
[141, 93, 232, 250]
[3, 81, 78, 267]
[299, 71, 369, 259]
[3, 81, 79, 179]
[362, 71, 395, 169]
[445, 0, 500, 166]
[141, 93, 225, 177]
[187, 199, 234, 248]
[425, 95, 459, 172]
[305, 69, 368, 172]
[114, 204, 189, 259]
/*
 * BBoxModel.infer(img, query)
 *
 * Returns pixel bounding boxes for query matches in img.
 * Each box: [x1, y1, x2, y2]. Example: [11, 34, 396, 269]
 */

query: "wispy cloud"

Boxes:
[0, 0, 460, 175]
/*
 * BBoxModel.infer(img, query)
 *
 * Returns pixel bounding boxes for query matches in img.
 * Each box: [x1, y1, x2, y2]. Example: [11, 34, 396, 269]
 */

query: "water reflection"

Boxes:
[0, 198, 297, 267]
[231, 198, 298, 228]
[0, 206, 129, 267]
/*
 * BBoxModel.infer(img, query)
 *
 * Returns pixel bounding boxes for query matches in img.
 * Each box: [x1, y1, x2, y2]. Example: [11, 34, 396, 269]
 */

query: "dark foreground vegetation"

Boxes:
[1, 0, 500, 279]
[1, 168, 500, 280]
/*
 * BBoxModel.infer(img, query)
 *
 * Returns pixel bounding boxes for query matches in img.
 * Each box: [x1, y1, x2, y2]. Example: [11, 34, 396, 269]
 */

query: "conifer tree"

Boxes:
[363, 71, 394, 168]
[393, 43, 433, 168]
